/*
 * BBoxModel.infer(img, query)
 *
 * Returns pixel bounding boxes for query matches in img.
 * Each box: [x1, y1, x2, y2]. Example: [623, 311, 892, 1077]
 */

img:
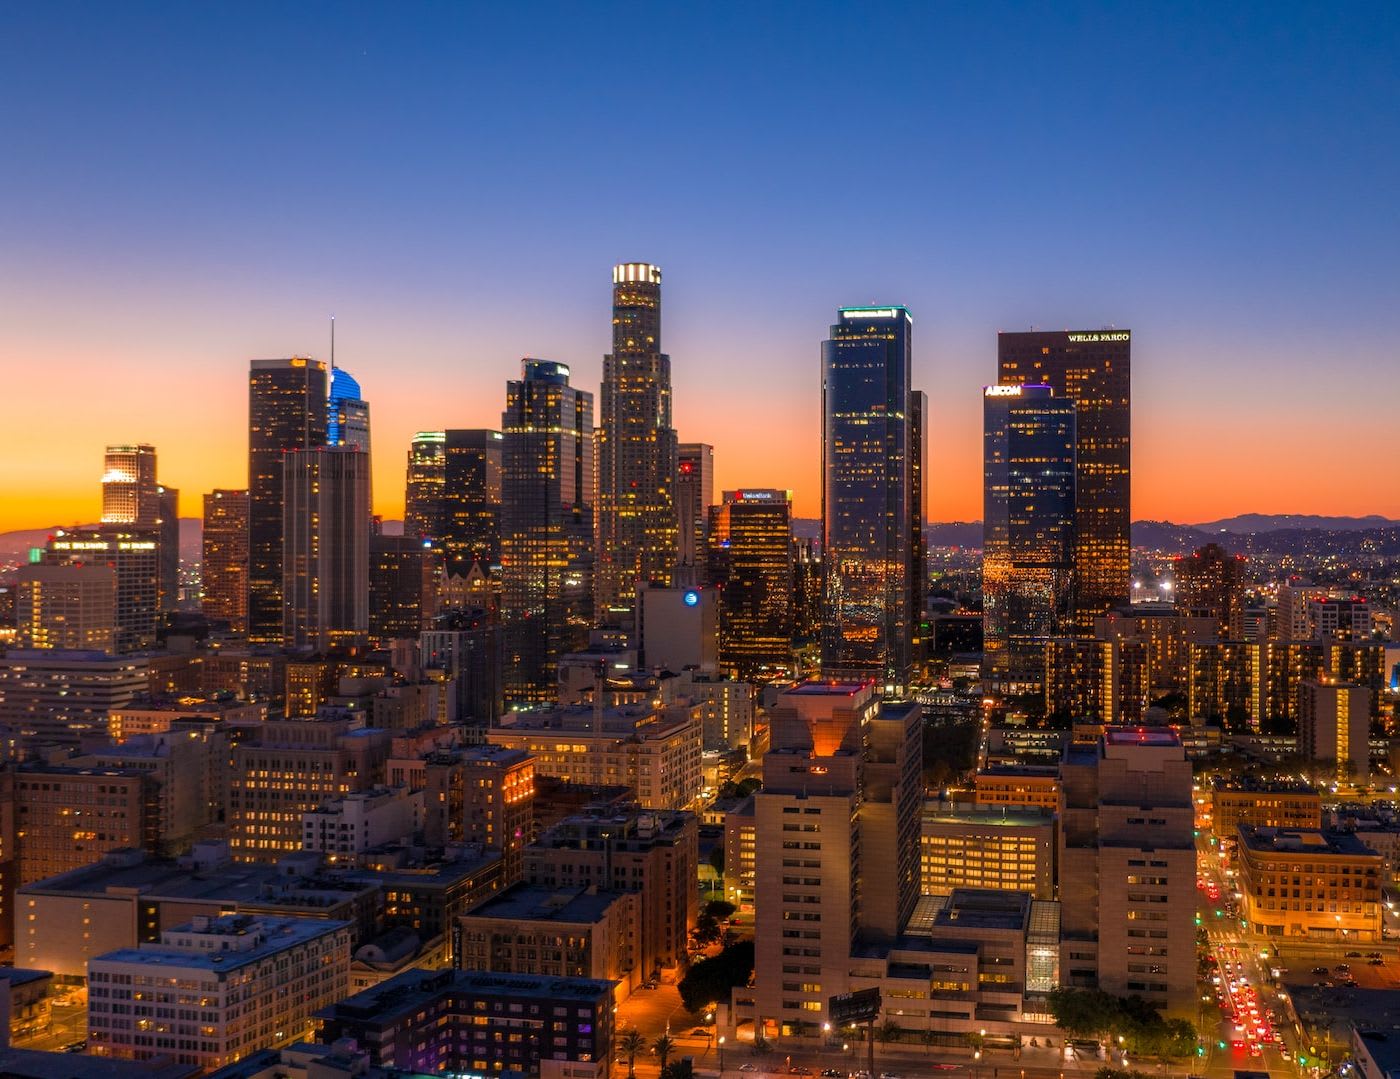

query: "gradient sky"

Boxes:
[3, 2, 1398, 532]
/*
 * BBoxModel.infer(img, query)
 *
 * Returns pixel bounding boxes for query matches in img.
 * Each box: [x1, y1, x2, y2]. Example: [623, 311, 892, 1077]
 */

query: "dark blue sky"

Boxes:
[3, 2, 1398, 525]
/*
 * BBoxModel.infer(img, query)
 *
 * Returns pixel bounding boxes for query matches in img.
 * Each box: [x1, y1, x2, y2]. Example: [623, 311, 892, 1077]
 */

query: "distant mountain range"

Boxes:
[1192, 513, 1397, 533]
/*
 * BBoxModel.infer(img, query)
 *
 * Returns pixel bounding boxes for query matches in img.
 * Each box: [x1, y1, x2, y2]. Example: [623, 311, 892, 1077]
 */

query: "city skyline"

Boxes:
[4, 5, 1399, 531]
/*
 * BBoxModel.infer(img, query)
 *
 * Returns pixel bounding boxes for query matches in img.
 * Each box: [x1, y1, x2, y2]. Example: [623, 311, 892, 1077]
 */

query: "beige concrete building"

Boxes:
[523, 807, 698, 979]
[15, 563, 117, 652]
[87, 914, 351, 1071]
[973, 765, 1060, 809]
[921, 805, 1055, 899]
[1211, 779, 1321, 840]
[227, 720, 392, 862]
[422, 744, 535, 879]
[723, 794, 756, 909]
[1237, 826, 1383, 941]
[1058, 728, 1196, 1015]
[454, 883, 639, 998]
[1301, 679, 1371, 785]
[13, 765, 154, 885]
[487, 701, 701, 810]
[108, 696, 266, 742]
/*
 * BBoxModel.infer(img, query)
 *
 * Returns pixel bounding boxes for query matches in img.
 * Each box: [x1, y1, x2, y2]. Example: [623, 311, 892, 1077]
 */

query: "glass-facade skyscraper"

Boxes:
[595, 262, 678, 618]
[282, 446, 370, 651]
[247, 357, 329, 642]
[441, 429, 503, 576]
[981, 383, 1076, 691]
[820, 306, 921, 690]
[998, 329, 1130, 632]
[707, 488, 794, 681]
[500, 360, 594, 704]
[327, 367, 370, 452]
[676, 442, 714, 586]
[101, 444, 159, 526]
[404, 431, 447, 541]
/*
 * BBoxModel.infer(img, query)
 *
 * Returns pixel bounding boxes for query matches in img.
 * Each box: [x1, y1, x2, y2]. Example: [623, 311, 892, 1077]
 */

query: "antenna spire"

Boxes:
[330, 314, 336, 370]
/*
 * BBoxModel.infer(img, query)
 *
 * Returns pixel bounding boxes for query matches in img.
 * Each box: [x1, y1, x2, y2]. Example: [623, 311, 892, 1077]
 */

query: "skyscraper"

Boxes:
[820, 306, 919, 690]
[999, 330, 1131, 631]
[707, 489, 794, 681]
[442, 429, 503, 576]
[282, 446, 369, 651]
[404, 431, 447, 540]
[369, 534, 440, 645]
[15, 563, 117, 651]
[248, 357, 330, 642]
[909, 389, 927, 665]
[676, 443, 714, 585]
[595, 262, 678, 618]
[101, 444, 159, 525]
[327, 366, 371, 452]
[500, 360, 594, 705]
[44, 527, 159, 651]
[982, 383, 1076, 691]
[1174, 542, 1243, 639]
[157, 483, 180, 611]
[202, 489, 249, 633]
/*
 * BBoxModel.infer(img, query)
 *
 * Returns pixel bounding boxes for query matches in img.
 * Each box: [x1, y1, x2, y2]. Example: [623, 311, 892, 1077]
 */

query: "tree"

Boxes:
[703, 899, 737, 921]
[661, 1062, 694, 1079]
[653, 1033, 676, 1072]
[1047, 987, 1119, 1040]
[618, 1029, 645, 1079]
[707, 845, 725, 875]
[875, 1019, 903, 1051]
[752, 1034, 770, 1055]
[679, 941, 754, 1013]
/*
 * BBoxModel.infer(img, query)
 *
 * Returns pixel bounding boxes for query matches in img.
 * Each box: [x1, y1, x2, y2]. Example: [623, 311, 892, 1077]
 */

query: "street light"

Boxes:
[718, 1035, 726, 1074]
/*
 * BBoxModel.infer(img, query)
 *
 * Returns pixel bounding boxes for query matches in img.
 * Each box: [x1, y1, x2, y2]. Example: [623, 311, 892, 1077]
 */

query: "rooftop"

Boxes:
[1239, 826, 1381, 857]
[786, 681, 870, 697]
[923, 805, 1055, 829]
[463, 883, 625, 924]
[1105, 727, 1181, 747]
[320, 966, 613, 1022]
[91, 915, 350, 974]
[0, 1048, 196, 1079]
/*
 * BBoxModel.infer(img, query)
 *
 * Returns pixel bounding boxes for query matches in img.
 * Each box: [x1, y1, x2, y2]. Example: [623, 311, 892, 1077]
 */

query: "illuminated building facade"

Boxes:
[15, 564, 116, 652]
[327, 366, 371, 452]
[0, 651, 150, 745]
[1173, 542, 1243, 639]
[920, 806, 1055, 899]
[707, 488, 794, 680]
[45, 527, 159, 652]
[282, 447, 370, 651]
[369, 534, 440, 644]
[500, 359, 594, 705]
[1210, 780, 1321, 840]
[1300, 678, 1370, 784]
[88, 915, 351, 1071]
[441, 429, 502, 575]
[820, 306, 921, 689]
[248, 357, 330, 643]
[421, 608, 503, 736]
[227, 720, 391, 861]
[404, 431, 446, 540]
[201, 488, 248, 633]
[982, 383, 1076, 691]
[1237, 826, 1382, 941]
[101, 444, 159, 526]
[595, 262, 678, 616]
[676, 442, 714, 584]
[998, 330, 1131, 632]
[423, 744, 535, 880]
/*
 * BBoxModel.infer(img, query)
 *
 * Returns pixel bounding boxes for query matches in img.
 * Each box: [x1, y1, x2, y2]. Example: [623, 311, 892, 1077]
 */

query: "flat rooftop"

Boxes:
[1240, 826, 1380, 857]
[321, 967, 613, 1022]
[462, 884, 624, 924]
[923, 805, 1054, 828]
[0, 1047, 196, 1079]
[1105, 727, 1181, 747]
[92, 916, 350, 974]
[786, 681, 869, 696]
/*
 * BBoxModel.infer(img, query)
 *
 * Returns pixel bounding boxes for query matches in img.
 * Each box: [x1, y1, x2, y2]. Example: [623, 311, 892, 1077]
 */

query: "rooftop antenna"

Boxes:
[330, 314, 336, 371]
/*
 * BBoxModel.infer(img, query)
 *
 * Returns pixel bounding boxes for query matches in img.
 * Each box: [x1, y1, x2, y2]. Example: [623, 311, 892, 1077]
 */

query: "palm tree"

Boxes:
[653, 1032, 676, 1073]
[618, 1029, 645, 1079]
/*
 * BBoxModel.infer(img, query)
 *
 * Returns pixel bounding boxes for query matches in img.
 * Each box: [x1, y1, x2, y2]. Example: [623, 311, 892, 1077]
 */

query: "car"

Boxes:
[1312, 966, 1330, 975]
[1368, 952, 1384, 959]
[1371, 958, 1386, 965]
[822, 1070, 844, 1078]
[789, 1068, 813, 1076]
[879, 1073, 903, 1079]
[1347, 951, 1363, 958]
[739, 1066, 758, 1073]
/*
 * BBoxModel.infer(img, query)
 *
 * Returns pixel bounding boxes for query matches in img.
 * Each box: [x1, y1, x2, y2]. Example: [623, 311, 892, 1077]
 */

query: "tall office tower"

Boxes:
[820, 306, 919, 690]
[422, 608, 504, 736]
[981, 384, 1076, 691]
[15, 564, 117, 651]
[1174, 542, 1243, 639]
[282, 447, 370, 651]
[751, 682, 922, 1036]
[500, 360, 595, 705]
[44, 527, 159, 652]
[706, 489, 794, 681]
[201, 489, 249, 633]
[999, 329, 1131, 632]
[248, 358, 330, 642]
[595, 262, 678, 617]
[909, 390, 927, 665]
[369, 534, 441, 644]
[676, 443, 714, 585]
[1058, 729, 1196, 1015]
[1301, 679, 1370, 785]
[327, 366, 371, 451]
[156, 484, 180, 611]
[441, 429, 503, 575]
[405, 431, 447, 539]
[101, 444, 159, 525]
